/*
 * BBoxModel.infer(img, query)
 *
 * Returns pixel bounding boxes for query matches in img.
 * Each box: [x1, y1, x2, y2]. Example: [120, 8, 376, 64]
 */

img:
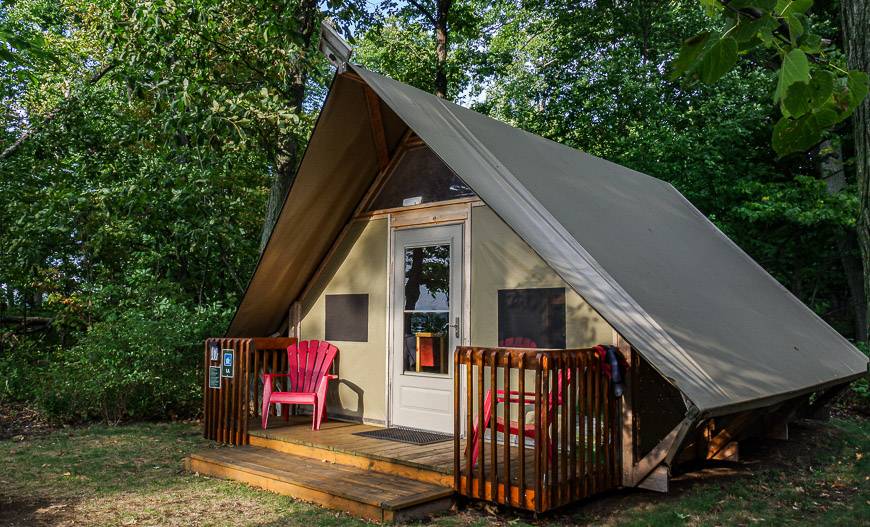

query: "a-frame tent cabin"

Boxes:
[191, 64, 869, 518]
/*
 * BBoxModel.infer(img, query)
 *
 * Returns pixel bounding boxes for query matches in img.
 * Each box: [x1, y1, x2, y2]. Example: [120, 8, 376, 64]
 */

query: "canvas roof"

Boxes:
[229, 65, 868, 416]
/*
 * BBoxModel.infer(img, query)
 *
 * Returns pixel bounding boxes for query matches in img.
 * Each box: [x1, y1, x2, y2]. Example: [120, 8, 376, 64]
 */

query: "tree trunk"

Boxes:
[821, 139, 868, 342]
[841, 0, 870, 344]
[434, 0, 452, 99]
[258, 0, 319, 252]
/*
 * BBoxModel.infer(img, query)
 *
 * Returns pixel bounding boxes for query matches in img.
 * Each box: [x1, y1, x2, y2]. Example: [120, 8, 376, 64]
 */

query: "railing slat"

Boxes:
[559, 357, 577, 504]
[582, 352, 590, 497]
[502, 349, 511, 507]
[518, 353, 526, 507]
[476, 349, 485, 498]
[489, 350, 498, 503]
[465, 348, 473, 497]
[569, 353, 577, 501]
[454, 350, 461, 492]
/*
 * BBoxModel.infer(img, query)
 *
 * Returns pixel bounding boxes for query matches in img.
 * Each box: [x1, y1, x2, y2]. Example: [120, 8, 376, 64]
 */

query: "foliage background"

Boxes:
[0, 0, 866, 423]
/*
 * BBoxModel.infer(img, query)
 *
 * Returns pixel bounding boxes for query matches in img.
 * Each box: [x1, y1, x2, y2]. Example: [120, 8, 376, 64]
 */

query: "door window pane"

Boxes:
[402, 312, 450, 374]
[402, 244, 451, 374]
[403, 245, 450, 311]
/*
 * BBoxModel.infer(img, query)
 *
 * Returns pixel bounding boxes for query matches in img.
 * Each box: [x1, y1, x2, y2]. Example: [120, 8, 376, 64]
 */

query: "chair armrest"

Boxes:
[316, 374, 338, 395]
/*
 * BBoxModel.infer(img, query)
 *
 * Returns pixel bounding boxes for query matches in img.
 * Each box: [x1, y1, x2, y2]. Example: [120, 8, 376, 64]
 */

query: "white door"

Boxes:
[390, 224, 463, 433]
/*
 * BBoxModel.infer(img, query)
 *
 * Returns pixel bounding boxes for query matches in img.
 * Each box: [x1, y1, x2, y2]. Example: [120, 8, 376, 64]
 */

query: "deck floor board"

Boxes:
[248, 417, 541, 487]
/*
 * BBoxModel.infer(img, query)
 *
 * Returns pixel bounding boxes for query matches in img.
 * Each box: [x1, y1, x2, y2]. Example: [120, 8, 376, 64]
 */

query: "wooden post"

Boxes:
[453, 349, 461, 491]
[288, 302, 302, 339]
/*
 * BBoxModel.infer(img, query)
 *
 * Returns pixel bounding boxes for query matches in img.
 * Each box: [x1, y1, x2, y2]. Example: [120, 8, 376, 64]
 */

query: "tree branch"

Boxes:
[407, 0, 437, 26]
[0, 62, 116, 161]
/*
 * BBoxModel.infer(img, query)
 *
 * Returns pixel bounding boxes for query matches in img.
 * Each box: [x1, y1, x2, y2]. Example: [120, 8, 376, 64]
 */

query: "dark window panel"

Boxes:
[325, 294, 368, 342]
[366, 145, 475, 211]
[497, 288, 566, 349]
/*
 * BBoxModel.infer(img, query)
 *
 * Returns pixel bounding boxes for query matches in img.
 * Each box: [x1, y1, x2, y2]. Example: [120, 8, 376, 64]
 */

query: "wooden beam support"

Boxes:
[709, 441, 739, 461]
[625, 414, 694, 487]
[364, 87, 390, 171]
[706, 412, 754, 460]
[636, 465, 669, 493]
[617, 337, 635, 485]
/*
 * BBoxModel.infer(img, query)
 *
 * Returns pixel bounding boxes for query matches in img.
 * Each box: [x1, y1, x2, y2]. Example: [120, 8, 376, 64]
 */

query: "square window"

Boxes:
[497, 288, 566, 349]
[325, 294, 368, 342]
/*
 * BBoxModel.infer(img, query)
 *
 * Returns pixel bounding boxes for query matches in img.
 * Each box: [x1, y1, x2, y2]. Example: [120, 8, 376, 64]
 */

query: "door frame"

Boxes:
[384, 202, 473, 432]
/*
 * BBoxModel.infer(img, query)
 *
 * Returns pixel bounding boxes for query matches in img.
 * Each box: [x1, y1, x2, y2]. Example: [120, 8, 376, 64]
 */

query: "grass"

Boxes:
[0, 415, 867, 526]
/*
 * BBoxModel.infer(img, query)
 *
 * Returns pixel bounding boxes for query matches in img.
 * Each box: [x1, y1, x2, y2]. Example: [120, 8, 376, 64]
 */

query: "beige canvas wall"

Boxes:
[471, 205, 614, 348]
[296, 206, 614, 427]
[300, 218, 389, 424]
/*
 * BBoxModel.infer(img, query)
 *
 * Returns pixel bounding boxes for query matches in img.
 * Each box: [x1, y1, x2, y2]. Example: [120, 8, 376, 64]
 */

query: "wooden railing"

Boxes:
[203, 337, 296, 445]
[454, 347, 621, 512]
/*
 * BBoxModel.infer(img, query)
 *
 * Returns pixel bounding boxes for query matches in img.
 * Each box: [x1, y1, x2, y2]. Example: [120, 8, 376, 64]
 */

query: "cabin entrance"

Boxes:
[389, 224, 463, 433]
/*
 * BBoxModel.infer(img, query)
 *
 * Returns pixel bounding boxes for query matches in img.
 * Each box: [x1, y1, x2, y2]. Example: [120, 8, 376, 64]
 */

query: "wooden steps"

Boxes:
[248, 425, 453, 487]
[186, 446, 454, 522]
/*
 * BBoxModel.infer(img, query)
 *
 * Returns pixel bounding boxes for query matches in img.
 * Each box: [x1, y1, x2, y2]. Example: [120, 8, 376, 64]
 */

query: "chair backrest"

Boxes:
[286, 340, 339, 393]
[499, 336, 538, 348]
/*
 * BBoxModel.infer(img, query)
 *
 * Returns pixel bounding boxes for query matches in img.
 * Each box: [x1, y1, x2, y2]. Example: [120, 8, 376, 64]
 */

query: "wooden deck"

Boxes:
[187, 417, 459, 522]
[186, 416, 548, 520]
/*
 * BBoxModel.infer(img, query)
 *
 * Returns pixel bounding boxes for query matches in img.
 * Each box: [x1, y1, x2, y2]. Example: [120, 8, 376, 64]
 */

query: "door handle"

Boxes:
[448, 317, 460, 339]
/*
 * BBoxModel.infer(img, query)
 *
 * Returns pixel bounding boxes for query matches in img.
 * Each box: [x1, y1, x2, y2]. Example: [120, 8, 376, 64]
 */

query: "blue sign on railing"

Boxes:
[221, 349, 234, 378]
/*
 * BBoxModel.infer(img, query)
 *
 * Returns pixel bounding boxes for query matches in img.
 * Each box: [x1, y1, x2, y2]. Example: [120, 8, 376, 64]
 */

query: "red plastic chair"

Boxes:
[261, 340, 339, 431]
[498, 336, 537, 348]
[470, 354, 570, 467]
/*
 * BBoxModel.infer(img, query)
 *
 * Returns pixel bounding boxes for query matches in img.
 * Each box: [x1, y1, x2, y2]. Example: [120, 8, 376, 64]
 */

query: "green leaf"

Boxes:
[786, 14, 804, 43]
[699, 0, 724, 15]
[772, 114, 821, 156]
[699, 37, 738, 84]
[730, 14, 775, 43]
[807, 70, 834, 108]
[670, 32, 711, 80]
[782, 81, 810, 117]
[799, 33, 822, 54]
[774, 48, 810, 102]
[810, 106, 840, 129]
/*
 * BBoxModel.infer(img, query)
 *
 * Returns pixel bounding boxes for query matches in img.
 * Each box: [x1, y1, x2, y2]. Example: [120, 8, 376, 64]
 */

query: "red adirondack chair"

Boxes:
[261, 340, 339, 431]
[498, 336, 537, 348]
[470, 368, 570, 467]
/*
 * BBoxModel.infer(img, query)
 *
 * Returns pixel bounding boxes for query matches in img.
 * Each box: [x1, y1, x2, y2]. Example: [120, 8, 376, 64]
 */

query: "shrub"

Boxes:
[37, 297, 231, 423]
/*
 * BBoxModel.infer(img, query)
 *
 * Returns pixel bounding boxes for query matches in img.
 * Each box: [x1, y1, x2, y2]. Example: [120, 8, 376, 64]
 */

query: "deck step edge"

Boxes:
[187, 448, 454, 513]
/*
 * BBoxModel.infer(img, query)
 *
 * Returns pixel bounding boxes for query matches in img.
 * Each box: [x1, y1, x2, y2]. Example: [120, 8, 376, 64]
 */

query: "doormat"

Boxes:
[353, 427, 452, 446]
